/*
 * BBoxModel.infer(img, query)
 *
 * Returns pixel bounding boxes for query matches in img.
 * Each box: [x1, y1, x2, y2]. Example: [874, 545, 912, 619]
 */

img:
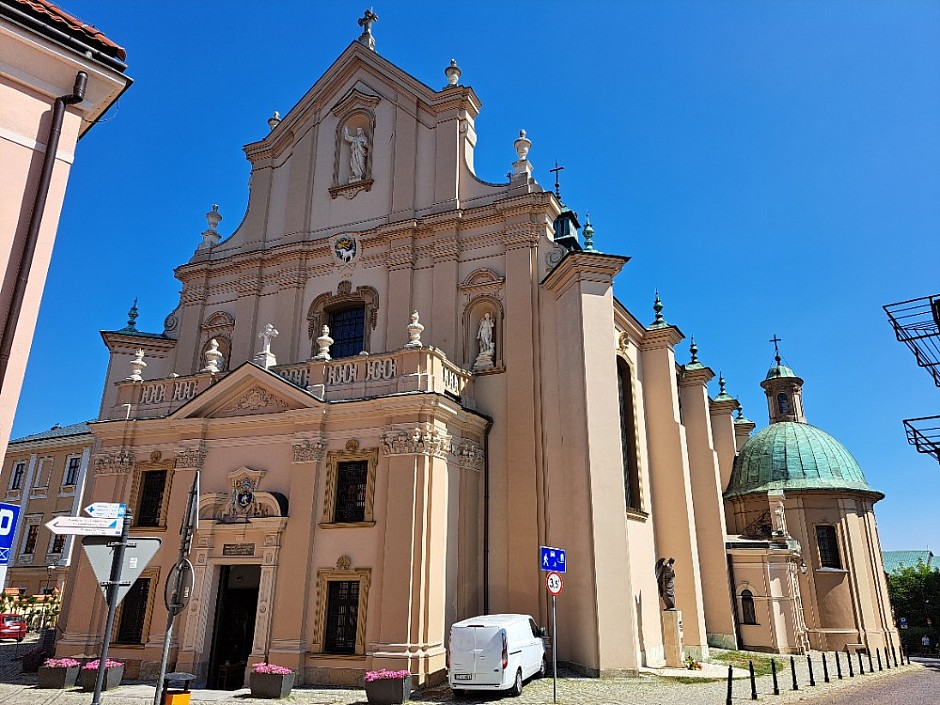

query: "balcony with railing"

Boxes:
[904, 416, 940, 463]
[108, 347, 474, 421]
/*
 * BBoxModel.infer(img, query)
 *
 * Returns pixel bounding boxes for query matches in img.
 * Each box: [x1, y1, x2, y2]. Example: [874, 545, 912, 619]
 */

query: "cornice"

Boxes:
[638, 324, 685, 351]
[679, 365, 715, 388]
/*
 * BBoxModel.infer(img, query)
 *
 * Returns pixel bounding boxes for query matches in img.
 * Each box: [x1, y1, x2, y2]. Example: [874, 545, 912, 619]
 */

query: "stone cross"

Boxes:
[357, 9, 378, 50]
[259, 323, 279, 354]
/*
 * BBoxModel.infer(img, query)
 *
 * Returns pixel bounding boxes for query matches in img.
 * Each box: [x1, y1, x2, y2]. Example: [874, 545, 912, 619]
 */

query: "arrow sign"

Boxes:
[82, 536, 162, 605]
[46, 516, 122, 536]
[84, 502, 126, 519]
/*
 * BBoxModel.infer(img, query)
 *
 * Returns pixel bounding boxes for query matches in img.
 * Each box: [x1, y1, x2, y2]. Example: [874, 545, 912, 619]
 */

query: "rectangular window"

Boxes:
[816, 525, 842, 569]
[51, 533, 66, 554]
[10, 462, 25, 490]
[136, 470, 167, 527]
[329, 307, 365, 358]
[324, 580, 359, 654]
[115, 578, 151, 644]
[334, 461, 367, 523]
[23, 525, 39, 554]
[64, 457, 81, 486]
[33, 458, 49, 487]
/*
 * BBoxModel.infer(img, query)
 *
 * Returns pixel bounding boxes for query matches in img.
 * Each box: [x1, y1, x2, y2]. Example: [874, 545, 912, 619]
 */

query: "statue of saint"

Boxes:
[343, 126, 369, 182]
[477, 312, 495, 355]
[655, 557, 677, 610]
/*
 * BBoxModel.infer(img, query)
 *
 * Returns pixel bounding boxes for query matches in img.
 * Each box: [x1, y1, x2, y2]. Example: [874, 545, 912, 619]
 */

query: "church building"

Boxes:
[47, 12, 898, 687]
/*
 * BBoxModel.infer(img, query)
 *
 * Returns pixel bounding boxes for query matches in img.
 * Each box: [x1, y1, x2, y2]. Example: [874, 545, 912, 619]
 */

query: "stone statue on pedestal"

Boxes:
[655, 557, 677, 610]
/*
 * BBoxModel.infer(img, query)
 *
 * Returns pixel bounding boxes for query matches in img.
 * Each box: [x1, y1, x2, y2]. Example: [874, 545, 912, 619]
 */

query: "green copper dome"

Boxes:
[725, 421, 882, 499]
[764, 364, 799, 381]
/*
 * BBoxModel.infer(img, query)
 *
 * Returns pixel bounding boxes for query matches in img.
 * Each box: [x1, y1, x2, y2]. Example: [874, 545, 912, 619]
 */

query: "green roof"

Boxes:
[882, 550, 935, 574]
[725, 421, 881, 499]
[10, 421, 92, 444]
[764, 364, 800, 381]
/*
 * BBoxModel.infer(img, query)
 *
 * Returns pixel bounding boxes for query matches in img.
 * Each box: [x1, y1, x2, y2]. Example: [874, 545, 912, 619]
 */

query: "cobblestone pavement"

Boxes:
[0, 636, 927, 705]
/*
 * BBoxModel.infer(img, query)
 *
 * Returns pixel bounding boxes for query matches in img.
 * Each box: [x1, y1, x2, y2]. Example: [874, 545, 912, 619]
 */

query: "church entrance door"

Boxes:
[206, 564, 261, 689]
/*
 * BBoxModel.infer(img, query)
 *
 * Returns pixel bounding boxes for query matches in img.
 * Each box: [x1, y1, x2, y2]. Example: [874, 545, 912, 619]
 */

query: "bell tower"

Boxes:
[760, 335, 806, 424]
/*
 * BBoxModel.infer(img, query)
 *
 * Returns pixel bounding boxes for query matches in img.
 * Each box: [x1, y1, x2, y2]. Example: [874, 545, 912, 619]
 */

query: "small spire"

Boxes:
[267, 111, 281, 131]
[549, 161, 565, 202]
[357, 8, 379, 51]
[734, 399, 753, 424]
[719, 372, 726, 395]
[582, 213, 596, 252]
[689, 335, 699, 364]
[770, 333, 782, 365]
[444, 58, 461, 87]
[126, 298, 138, 330]
[652, 290, 665, 326]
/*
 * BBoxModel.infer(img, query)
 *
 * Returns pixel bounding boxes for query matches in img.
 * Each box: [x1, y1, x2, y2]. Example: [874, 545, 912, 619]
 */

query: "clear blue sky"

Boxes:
[13, 1, 939, 550]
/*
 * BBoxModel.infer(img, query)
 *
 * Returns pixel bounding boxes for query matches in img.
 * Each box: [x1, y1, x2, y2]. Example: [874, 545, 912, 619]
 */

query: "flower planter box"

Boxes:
[80, 664, 124, 691]
[364, 675, 412, 705]
[249, 671, 294, 698]
[37, 665, 80, 688]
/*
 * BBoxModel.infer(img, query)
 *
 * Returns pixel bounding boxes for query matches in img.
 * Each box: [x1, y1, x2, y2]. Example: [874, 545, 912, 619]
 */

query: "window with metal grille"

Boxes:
[329, 306, 365, 358]
[740, 589, 757, 624]
[10, 462, 25, 490]
[116, 578, 150, 644]
[136, 470, 167, 527]
[64, 457, 81, 486]
[334, 461, 367, 522]
[324, 580, 359, 654]
[51, 533, 66, 554]
[816, 525, 842, 569]
[23, 525, 39, 554]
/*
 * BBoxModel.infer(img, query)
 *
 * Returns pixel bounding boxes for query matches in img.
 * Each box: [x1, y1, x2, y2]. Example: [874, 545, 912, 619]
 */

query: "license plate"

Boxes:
[454, 674, 472, 681]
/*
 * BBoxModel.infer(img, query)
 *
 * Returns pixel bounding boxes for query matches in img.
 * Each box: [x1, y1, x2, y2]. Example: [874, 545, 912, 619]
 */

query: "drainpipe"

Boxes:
[0, 71, 87, 393]
[483, 418, 492, 614]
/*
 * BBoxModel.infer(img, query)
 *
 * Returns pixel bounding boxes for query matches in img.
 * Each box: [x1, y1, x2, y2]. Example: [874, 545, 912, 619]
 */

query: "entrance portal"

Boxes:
[207, 565, 261, 689]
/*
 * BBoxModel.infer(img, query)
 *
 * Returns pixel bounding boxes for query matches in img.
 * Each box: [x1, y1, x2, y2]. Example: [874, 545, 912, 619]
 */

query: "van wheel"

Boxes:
[510, 669, 523, 697]
[537, 657, 547, 678]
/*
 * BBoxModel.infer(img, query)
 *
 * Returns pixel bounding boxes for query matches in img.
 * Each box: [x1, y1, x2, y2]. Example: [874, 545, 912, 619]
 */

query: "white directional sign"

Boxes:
[46, 516, 121, 536]
[84, 502, 126, 519]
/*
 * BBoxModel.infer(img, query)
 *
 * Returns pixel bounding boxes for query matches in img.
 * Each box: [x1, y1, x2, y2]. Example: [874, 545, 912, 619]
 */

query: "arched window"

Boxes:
[617, 359, 641, 511]
[329, 306, 366, 359]
[740, 589, 757, 625]
[777, 392, 790, 415]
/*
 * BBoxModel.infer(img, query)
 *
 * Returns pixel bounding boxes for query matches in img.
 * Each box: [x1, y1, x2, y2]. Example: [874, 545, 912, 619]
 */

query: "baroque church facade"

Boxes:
[51, 14, 898, 686]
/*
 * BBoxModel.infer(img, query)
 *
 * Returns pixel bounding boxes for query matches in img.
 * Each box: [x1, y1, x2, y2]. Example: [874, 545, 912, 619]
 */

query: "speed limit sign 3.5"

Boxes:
[546, 571, 563, 596]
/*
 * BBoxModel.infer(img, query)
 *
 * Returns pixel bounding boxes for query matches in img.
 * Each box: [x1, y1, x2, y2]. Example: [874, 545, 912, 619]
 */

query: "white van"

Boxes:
[447, 614, 546, 696]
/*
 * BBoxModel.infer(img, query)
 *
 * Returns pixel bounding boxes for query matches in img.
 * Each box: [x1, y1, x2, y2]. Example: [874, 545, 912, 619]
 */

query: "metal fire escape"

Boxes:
[884, 294, 940, 462]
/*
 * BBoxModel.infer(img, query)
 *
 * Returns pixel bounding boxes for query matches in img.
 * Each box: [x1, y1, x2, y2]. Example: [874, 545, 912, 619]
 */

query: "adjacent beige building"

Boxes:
[16, 12, 896, 688]
[0, 0, 130, 462]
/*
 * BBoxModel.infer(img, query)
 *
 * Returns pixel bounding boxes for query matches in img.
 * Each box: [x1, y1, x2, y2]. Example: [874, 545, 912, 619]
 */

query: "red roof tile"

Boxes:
[10, 0, 126, 62]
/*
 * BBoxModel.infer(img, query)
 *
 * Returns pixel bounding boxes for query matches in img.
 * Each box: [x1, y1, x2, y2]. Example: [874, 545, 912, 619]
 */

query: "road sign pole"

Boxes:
[91, 509, 132, 705]
[153, 471, 199, 705]
[552, 594, 557, 704]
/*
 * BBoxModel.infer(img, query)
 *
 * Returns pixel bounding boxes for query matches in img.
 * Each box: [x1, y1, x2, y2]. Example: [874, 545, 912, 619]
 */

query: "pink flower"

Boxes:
[252, 662, 293, 675]
[43, 658, 80, 668]
[82, 659, 123, 670]
[365, 669, 411, 682]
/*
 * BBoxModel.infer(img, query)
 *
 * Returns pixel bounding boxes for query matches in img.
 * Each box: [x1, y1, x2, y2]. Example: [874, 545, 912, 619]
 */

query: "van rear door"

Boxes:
[450, 625, 504, 685]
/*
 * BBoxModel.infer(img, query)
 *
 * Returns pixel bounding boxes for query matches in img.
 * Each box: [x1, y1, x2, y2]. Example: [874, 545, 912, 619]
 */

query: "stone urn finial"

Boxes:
[314, 325, 334, 361]
[199, 204, 222, 250]
[267, 111, 281, 131]
[444, 58, 461, 87]
[126, 349, 147, 382]
[203, 338, 223, 373]
[405, 310, 424, 348]
[512, 129, 533, 177]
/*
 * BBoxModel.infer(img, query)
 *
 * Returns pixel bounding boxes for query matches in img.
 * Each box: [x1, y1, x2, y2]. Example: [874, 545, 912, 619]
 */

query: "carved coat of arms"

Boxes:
[333, 235, 359, 265]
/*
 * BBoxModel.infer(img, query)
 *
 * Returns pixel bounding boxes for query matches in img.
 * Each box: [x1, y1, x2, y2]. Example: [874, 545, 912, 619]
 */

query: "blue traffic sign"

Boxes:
[0, 502, 21, 566]
[540, 545, 566, 573]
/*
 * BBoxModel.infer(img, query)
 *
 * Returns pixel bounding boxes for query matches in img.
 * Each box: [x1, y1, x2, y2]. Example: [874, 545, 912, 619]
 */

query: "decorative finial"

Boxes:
[254, 323, 279, 369]
[550, 161, 565, 201]
[582, 212, 596, 252]
[718, 372, 727, 395]
[267, 111, 281, 131]
[199, 204, 222, 250]
[512, 129, 533, 178]
[652, 290, 665, 326]
[313, 325, 334, 361]
[770, 334, 782, 365]
[405, 310, 425, 348]
[444, 58, 461, 87]
[202, 339, 223, 374]
[126, 348, 146, 382]
[689, 335, 699, 364]
[126, 298, 139, 330]
[357, 8, 379, 51]
[734, 398, 753, 424]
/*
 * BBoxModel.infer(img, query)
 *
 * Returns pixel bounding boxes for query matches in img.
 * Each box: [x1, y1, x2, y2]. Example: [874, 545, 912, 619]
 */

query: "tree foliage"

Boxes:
[888, 561, 940, 649]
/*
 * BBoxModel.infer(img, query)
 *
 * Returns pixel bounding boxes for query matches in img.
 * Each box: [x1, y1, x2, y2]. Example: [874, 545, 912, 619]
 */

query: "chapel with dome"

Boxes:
[723, 343, 896, 654]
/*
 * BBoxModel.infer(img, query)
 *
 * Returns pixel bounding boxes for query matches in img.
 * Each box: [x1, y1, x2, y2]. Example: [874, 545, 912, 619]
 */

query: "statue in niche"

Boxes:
[655, 557, 677, 610]
[343, 126, 369, 182]
[473, 312, 496, 371]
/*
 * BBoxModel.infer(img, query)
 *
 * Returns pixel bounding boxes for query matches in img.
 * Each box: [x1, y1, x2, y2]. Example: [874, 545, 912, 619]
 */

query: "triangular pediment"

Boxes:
[169, 363, 319, 420]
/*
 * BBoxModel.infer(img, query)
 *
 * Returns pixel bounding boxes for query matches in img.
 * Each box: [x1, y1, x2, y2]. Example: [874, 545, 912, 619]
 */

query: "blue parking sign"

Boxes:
[540, 545, 566, 573]
[0, 503, 21, 566]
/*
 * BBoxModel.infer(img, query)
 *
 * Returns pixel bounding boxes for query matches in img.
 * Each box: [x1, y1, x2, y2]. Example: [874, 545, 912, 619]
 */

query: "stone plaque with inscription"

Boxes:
[222, 543, 256, 557]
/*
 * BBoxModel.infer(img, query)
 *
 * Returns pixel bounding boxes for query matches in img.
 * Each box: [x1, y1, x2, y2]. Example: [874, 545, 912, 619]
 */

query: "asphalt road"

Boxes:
[794, 659, 940, 705]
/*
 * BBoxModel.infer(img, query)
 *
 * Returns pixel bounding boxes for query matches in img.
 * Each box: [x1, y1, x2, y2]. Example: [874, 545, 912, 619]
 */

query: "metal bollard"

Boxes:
[846, 649, 854, 678]
[726, 664, 734, 705]
[790, 655, 799, 691]
[867, 648, 874, 673]
[808, 655, 815, 686]
[835, 650, 843, 679]
[822, 652, 830, 683]
[858, 650, 865, 675]
[750, 660, 758, 700]
[892, 645, 898, 668]
[771, 658, 780, 695]
[877, 648, 883, 671]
